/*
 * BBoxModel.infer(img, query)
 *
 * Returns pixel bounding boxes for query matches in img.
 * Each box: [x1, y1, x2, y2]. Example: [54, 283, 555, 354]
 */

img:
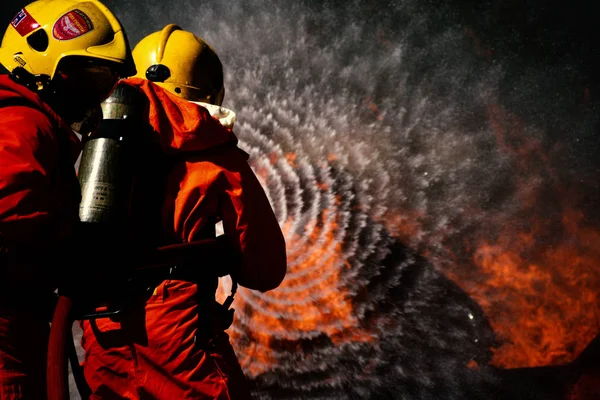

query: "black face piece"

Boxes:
[145, 64, 171, 82]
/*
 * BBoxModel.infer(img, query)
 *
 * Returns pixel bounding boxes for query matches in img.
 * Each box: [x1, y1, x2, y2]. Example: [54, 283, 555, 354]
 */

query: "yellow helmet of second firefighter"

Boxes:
[132, 24, 224, 106]
[0, 0, 136, 82]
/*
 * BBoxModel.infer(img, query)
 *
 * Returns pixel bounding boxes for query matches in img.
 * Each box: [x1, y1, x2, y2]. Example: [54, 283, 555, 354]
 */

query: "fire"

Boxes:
[365, 96, 384, 121]
[446, 104, 600, 369]
[220, 92, 598, 386]
[453, 32, 599, 370]
[377, 101, 600, 371]
[382, 209, 426, 249]
[284, 152, 297, 168]
[218, 208, 373, 377]
[468, 211, 600, 368]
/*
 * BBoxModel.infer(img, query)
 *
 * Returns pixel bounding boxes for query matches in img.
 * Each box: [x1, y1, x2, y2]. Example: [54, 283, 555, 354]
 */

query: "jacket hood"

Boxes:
[0, 75, 81, 161]
[192, 102, 236, 130]
[122, 77, 238, 154]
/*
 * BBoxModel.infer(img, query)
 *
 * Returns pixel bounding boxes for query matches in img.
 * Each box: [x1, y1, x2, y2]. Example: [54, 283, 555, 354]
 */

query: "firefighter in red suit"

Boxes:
[80, 25, 287, 399]
[0, 0, 135, 398]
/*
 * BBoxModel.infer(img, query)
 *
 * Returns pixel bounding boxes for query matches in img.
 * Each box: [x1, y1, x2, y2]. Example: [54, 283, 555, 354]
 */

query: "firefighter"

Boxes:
[79, 24, 287, 399]
[0, 0, 135, 398]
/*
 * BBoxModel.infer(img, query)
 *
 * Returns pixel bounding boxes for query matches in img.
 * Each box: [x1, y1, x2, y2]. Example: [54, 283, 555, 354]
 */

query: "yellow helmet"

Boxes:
[0, 0, 136, 82]
[132, 24, 224, 106]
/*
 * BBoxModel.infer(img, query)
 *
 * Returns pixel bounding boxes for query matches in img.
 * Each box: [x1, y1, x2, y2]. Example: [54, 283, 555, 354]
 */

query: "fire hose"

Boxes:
[47, 238, 238, 400]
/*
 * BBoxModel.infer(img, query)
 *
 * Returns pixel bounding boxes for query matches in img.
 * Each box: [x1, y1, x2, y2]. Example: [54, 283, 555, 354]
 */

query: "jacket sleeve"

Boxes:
[0, 105, 75, 245]
[172, 146, 287, 292]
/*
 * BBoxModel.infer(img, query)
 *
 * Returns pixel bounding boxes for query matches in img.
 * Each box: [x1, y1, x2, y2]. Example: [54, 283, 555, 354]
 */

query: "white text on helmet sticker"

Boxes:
[52, 9, 94, 41]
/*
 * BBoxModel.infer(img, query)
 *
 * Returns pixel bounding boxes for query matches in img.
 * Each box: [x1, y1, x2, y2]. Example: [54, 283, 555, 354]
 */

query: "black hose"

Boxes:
[68, 323, 92, 399]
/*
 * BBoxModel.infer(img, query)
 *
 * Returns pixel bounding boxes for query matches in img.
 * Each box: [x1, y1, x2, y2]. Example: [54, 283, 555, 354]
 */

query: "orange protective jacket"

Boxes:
[130, 77, 287, 292]
[0, 75, 81, 399]
[0, 75, 81, 256]
[81, 78, 287, 399]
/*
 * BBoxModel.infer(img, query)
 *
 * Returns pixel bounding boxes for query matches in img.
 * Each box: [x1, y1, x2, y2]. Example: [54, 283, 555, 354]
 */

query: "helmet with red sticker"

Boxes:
[0, 0, 135, 89]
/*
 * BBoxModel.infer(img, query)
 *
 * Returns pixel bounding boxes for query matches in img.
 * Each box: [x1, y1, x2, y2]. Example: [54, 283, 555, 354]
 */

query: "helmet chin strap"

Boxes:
[9, 67, 87, 124]
[9, 66, 51, 92]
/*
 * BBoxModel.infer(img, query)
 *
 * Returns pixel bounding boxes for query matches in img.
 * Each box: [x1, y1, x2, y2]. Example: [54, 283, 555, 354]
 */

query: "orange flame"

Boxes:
[447, 104, 600, 369]
[468, 209, 600, 368]
[219, 208, 373, 376]
[284, 152, 298, 168]
[377, 102, 600, 371]
[365, 96, 384, 121]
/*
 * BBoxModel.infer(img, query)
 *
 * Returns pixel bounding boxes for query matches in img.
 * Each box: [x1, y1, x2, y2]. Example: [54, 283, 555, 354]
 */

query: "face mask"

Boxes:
[51, 57, 120, 123]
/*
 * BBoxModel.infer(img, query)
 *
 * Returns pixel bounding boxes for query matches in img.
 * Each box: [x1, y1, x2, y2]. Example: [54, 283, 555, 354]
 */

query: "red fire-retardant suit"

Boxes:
[80, 78, 287, 399]
[0, 75, 81, 399]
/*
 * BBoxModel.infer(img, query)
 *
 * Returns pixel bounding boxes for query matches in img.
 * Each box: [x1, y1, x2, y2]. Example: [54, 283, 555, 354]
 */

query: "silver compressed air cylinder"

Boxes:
[78, 82, 146, 225]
